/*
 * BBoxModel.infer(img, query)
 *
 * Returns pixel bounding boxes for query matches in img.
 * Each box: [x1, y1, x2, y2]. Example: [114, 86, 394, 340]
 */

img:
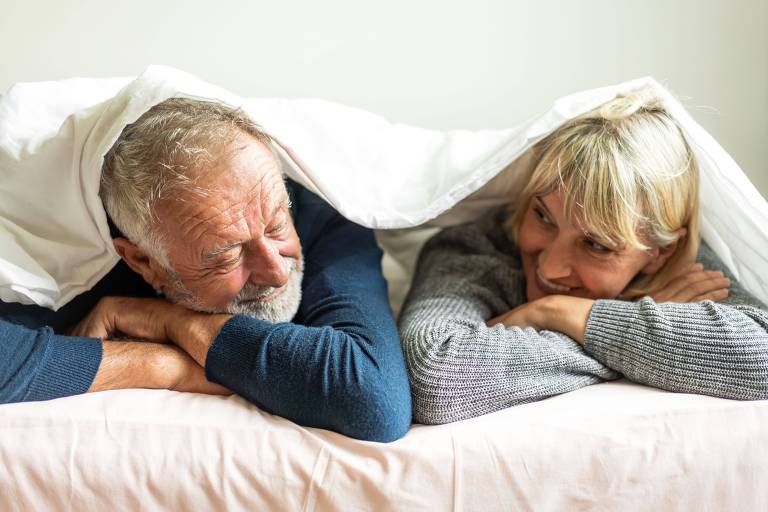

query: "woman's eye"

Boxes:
[533, 207, 552, 225]
[586, 239, 612, 254]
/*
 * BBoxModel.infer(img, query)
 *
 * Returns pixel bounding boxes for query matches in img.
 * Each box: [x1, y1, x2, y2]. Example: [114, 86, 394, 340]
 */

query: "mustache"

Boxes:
[235, 257, 298, 300]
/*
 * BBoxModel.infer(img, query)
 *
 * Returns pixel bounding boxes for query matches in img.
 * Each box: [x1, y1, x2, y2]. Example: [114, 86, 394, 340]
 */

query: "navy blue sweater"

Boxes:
[0, 181, 412, 442]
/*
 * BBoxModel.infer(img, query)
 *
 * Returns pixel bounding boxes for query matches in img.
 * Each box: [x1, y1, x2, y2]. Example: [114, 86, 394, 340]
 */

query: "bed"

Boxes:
[2, 68, 767, 510]
[2, 380, 767, 510]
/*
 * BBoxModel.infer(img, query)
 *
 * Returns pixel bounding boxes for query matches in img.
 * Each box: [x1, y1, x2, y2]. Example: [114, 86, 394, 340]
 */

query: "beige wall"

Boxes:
[1, 0, 766, 197]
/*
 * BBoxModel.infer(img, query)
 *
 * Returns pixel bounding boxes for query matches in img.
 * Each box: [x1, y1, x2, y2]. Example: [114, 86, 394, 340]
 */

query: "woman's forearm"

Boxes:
[400, 298, 619, 425]
[583, 298, 768, 400]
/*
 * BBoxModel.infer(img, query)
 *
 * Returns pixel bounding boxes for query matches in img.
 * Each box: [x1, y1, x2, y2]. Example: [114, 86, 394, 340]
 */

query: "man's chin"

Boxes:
[229, 295, 301, 323]
[228, 273, 303, 323]
[166, 287, 301, 323]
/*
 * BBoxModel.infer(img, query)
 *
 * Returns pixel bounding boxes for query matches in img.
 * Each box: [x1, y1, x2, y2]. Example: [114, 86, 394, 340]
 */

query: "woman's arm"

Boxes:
[399, 216, 619, 425]
[493, 244, 768, 400]
[583, 244, 768, 400]
[584, 300, 768, 400]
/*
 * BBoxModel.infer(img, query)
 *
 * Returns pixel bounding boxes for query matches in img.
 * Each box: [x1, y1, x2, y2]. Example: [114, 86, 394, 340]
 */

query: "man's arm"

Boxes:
[1, 316, 226, 403]
[77, 191, 413, 442]
[0, 319, 102, 403]
[91, 341, 229, 395]
[200, 202, 412, 442]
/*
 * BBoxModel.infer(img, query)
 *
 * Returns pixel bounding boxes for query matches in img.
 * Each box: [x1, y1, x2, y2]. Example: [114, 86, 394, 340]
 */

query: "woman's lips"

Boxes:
[536, 268, 572, 293]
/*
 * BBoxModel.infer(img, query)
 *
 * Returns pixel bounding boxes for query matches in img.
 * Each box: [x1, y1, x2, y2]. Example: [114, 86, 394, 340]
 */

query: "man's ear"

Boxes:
[112, 238, 167, 291]
[640, 228, 687, 275]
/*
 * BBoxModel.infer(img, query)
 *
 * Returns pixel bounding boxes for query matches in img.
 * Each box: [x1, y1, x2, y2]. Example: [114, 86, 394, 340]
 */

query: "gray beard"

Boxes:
[226, 258, 303, 322]
[165, 257, 304, 323]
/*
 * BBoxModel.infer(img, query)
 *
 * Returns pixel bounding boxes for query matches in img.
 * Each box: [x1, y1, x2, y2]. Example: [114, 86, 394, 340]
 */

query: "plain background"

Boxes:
[1, 0, 766, 198]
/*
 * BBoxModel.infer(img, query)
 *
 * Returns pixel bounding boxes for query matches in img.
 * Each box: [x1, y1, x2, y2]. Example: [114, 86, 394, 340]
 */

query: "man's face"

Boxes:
[154, 134, 303, 322]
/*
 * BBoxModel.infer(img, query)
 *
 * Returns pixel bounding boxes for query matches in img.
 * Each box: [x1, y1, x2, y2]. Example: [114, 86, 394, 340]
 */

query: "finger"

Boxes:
[692, 288, 730, 303]
[656, 268, 708, 299]
[670, 263, 703, 279]
[70, 317, 107, 339]
[659, 270, 726, 301]
[682, 276, 731, 300]
[105, 298, 174, 342]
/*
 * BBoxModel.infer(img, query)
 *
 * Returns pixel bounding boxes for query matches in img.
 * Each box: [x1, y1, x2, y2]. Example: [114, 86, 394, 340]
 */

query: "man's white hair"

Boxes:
[100, 97, 276, 268]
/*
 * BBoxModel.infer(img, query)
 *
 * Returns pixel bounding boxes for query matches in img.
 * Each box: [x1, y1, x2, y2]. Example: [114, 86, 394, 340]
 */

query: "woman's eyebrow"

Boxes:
[534, 197, 552, 216]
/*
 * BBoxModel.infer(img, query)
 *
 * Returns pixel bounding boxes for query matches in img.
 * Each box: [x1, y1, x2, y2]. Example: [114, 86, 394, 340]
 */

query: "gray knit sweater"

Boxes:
[398, 209, 768, 425]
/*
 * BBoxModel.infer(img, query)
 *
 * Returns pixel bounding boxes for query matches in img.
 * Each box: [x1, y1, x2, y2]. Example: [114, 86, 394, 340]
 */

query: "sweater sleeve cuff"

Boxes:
[27, 334, 103, 402]
[204, 315, 271, 389]
[583, 299, 645, 370]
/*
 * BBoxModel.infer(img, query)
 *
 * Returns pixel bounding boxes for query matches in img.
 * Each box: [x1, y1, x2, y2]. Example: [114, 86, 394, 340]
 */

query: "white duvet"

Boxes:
[1, 65, 767, 310]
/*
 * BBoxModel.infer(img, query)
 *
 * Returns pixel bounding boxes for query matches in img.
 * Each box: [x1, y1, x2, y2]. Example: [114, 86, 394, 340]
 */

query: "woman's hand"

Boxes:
[486, 295, 595, 345]
[649, 263, 731, 303]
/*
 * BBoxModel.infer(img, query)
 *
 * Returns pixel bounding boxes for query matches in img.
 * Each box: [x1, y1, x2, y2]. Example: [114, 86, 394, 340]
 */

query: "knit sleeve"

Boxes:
[584, 244, 768, 400]
[204, 184, 411, 443]
[398, 217, 619, 425]
[0, 319, 102, 403]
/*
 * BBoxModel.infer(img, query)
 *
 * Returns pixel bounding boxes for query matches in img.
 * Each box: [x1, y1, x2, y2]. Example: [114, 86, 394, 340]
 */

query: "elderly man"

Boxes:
[0, 98, 411, 442]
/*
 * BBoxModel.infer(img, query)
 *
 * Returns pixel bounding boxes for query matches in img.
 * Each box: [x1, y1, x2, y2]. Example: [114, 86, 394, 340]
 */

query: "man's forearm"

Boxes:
[88, 341, 186, 392]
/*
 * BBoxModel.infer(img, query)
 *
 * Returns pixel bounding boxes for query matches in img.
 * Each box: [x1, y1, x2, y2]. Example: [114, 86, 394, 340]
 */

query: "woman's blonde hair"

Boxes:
[506, 89, 700, 299]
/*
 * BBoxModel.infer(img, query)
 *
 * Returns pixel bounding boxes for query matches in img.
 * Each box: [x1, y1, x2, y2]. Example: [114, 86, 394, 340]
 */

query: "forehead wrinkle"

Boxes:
[197, 175, 287, 262]
[260, 175, 290, 219]
[172, 195, 246, 244]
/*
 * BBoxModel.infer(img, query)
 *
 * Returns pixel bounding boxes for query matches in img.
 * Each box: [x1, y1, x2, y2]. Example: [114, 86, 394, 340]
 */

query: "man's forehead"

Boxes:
[159, 174, 289, 250]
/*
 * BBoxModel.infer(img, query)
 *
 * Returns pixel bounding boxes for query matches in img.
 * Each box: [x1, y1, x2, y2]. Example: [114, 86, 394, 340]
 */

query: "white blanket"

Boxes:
[1, 65, 767, 310]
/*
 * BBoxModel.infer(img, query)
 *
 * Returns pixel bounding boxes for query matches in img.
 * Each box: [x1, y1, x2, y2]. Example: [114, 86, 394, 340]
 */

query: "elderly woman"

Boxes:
[398, 91, 768, 425]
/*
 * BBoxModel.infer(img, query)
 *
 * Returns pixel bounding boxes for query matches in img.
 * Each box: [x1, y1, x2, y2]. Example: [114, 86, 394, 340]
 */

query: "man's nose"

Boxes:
[245, 238, 290, 288]
[537, 238, 573, 280]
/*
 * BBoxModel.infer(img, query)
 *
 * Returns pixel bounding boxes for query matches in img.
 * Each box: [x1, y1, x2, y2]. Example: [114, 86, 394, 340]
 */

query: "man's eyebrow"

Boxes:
[204, 240, 247, 261]
[266, 196, 292, 221]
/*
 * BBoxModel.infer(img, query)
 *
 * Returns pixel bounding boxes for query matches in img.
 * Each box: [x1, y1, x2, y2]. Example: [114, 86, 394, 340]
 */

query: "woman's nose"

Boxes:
[537, 239, 572, 280]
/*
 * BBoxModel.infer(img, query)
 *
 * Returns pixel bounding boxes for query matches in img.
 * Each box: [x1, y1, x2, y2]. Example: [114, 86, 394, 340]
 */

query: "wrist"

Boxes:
[92, 341, 185, 392]
[540, 295, 593, 344]
[169, 310, 231, 367]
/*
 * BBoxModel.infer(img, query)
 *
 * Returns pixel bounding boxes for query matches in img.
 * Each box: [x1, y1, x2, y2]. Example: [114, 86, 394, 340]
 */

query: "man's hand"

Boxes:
[72, 296, 231, 367]
[71, 296, 179, 342]
[486, 295, 594, 345]
[649, 263, 731, 303]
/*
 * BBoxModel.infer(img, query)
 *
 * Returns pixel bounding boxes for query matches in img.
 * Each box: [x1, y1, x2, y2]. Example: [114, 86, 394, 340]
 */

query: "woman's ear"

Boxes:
[640, 228, 687, 275]
[112, 238, 168, 291]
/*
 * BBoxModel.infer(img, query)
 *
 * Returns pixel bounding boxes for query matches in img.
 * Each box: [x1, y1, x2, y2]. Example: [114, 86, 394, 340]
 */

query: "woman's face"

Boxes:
[517, 188, 666, 301]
